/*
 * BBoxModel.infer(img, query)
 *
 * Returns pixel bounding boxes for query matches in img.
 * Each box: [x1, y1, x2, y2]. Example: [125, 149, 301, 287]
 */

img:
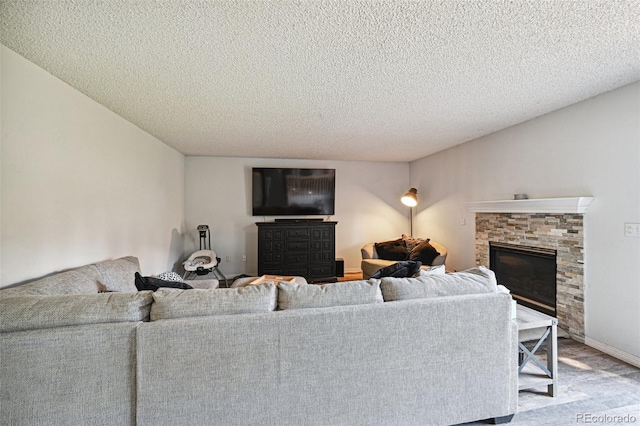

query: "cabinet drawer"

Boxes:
[283, 267, 308, 277]
[287, 241, 309, 251]
[287, 228, 310, 239]
[310, 264, 335, 277]
[286, 253, 309, 264]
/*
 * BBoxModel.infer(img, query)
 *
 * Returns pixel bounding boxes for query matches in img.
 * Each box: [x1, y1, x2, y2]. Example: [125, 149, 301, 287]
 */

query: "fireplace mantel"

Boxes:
[466, 197, 593, 214]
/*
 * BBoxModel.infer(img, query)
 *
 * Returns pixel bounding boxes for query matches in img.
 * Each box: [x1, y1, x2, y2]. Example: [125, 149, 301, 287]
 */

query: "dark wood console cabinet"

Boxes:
[256, 221, 337, 283]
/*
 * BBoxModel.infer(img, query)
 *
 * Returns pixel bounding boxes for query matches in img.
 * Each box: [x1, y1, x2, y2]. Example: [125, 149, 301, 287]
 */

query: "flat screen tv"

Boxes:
[252, 168, 335, 216]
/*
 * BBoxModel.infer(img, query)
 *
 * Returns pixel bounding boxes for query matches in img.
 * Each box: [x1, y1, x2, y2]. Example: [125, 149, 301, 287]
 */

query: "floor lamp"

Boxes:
[401, 188, 418, 236]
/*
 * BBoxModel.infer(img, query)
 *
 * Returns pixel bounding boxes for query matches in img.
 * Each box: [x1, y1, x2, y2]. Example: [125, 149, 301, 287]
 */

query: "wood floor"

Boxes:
[338, 271, 364, 281]
[463, 338, 640, 425]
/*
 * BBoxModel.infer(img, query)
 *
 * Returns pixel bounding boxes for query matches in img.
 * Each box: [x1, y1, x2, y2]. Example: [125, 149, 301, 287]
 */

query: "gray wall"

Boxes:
[409, 82, 640, 366]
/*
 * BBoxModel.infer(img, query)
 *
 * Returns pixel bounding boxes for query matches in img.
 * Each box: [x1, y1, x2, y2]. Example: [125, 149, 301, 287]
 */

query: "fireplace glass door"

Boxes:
[489, 242, 557, 316]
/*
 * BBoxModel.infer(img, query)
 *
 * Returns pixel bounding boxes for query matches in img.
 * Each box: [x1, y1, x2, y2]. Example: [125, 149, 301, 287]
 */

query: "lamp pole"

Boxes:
[410, 206, 413, 236]
[401, 188, 418, 237]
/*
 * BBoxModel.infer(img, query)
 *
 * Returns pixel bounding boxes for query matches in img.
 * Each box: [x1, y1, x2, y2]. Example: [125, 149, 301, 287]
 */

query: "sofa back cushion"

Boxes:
[93, 256, 140, 292]
[277, 280, 383, 310]
[0, 291, 153, 332]
[0, 268, 102, 296]
[150, 283, 277, 320]
[381, 266, 498, 302]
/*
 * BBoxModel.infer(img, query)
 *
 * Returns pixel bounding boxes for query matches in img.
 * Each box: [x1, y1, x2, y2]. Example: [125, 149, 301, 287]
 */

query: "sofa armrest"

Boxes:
[429, 241, 448, 266]
[360, 242, 377, 259]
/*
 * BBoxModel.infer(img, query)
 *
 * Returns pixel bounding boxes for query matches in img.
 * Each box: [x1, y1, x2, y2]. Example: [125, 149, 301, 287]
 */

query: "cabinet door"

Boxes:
[310, 241, 334, 263]
[309, 224, 335, 278]
[258, 228, 285, 272]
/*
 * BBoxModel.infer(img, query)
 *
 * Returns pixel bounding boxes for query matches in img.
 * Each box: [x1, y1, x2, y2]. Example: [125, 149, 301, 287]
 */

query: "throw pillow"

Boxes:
[401, 234, 425, 251]
[409, 239, 440, 265]
[156, 271, 184, 282]
[134, 272, 193, 292]
[371, 260, 423, 279]
[374, 239, 408, 261]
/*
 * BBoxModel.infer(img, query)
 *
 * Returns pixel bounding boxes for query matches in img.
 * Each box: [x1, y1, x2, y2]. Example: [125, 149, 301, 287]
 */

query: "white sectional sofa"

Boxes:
[1, 257, 517, 426]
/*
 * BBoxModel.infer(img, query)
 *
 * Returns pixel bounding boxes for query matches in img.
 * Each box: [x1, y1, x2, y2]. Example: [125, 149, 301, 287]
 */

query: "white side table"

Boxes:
[515, 303, 558, 397]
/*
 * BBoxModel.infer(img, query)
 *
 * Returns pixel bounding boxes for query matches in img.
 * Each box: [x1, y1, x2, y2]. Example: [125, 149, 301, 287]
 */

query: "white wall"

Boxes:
[410, 82, 640, 365]
[184, 157, 410, 276]
[1, 46, 185, 286]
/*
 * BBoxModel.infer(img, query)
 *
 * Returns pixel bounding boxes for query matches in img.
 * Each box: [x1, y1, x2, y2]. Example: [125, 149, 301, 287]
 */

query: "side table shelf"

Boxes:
[515, 303, 558, 397]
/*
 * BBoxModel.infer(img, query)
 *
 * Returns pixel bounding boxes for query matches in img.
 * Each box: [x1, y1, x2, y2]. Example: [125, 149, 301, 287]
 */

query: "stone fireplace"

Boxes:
[468, 197, 592, 342]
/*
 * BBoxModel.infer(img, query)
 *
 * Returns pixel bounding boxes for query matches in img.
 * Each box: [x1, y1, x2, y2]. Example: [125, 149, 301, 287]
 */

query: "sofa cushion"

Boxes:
[93, 256, 140, 292]
[0, 291, 154, 332]
[0, 269, 102, 296]
[150, 283, 277, 321]
[134, 272, 193, 291]
[408, 239, 441, 265]
[277, 280, 383, 310]
[381, 266, 498, 302]
[370, 260, 422, 279]
[374, 239, 408, 261]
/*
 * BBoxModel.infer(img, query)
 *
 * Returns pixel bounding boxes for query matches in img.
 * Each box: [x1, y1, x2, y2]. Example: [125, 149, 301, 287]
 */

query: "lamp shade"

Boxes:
[401, 188, 418, 207]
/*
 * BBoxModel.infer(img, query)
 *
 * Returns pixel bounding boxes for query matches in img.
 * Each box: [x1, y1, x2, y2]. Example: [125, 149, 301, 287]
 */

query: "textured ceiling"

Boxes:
[1, 1, 639, 162]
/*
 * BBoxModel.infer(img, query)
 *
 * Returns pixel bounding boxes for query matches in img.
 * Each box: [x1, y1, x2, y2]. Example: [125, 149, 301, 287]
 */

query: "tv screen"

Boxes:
[252, 168, 336, 216]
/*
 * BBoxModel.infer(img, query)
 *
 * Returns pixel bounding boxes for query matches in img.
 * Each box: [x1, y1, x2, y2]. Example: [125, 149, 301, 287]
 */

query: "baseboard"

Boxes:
[584, 337, 640, 368]
[344, 268, 362, 274]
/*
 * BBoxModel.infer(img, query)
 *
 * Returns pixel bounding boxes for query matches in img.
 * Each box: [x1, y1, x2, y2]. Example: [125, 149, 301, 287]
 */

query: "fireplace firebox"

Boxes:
[489, 242, 557, 316]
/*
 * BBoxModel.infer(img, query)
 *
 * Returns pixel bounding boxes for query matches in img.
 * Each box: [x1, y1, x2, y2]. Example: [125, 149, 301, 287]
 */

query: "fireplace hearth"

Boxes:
[490, 242, 557, 316]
